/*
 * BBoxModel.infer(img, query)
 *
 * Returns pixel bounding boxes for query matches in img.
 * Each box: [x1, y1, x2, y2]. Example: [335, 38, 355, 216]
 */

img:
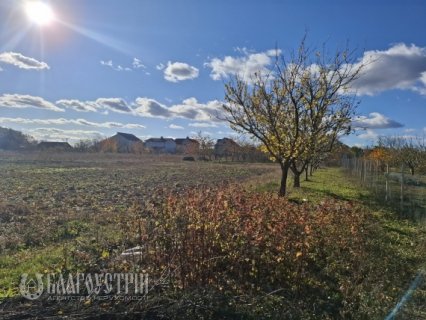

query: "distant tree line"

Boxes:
[193, 131, 269, 162]
[0, 127, 270, 163]
[367, 136, 426, 175]
[0, 127, 36, 150]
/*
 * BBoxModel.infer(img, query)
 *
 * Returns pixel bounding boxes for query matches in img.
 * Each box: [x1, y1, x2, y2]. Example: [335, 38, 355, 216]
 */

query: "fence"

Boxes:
[341, 157, 426, 221]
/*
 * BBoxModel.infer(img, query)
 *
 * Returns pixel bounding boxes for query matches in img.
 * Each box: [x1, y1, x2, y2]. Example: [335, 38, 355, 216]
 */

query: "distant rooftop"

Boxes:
[116, 132, 142, 142]
[145, 137, 175, 143]
[175, 137, 198, 145]
[216, 138, 239, 145]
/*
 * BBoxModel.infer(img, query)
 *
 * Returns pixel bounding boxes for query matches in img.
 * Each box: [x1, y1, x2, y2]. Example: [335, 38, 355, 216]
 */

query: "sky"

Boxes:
[0, 0, 425, 146]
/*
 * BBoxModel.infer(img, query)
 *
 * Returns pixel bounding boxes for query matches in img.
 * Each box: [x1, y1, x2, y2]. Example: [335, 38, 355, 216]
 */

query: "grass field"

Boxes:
[0, 152, 425, 319]
[0, 153, 278, 296]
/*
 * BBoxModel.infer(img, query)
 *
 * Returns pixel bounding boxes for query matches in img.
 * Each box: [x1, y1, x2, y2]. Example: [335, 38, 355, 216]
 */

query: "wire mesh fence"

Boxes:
[341, 156, 426, 221]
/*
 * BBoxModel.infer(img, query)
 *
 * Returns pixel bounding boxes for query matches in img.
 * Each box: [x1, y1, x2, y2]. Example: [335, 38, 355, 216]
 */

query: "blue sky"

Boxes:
[0, 0, 425, 146]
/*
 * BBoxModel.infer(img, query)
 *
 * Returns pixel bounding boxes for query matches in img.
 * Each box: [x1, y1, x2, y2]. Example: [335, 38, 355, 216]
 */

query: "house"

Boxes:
[99, 132, 144, 153]
[145, 137, 176, 153]
[0, 127, 33, 150]
[37, 141, 73, 151]
[175, 137, 199, 154]
[214, 138, 241, 160]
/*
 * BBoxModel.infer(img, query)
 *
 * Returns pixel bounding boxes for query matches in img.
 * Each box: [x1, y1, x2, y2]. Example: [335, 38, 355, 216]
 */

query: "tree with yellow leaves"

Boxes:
[223, 37, 363, 196]
[367, 146, 392, 172]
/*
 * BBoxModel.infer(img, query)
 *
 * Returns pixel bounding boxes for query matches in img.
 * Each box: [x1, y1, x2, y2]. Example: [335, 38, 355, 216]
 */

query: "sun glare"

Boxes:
[25, 1, 55, 26]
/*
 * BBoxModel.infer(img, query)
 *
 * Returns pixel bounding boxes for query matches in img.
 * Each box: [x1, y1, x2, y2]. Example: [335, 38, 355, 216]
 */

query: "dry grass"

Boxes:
[0, 154, 425, 319]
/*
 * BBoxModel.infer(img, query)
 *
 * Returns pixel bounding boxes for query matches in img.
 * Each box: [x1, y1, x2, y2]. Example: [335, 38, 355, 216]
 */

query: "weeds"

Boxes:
[1, 157, 425, 318]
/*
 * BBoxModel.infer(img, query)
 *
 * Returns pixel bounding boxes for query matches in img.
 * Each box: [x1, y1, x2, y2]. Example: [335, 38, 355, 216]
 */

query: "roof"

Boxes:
[216, 138, 239, 146]
[115, 132, 142, 142]
[145, 137, 175, 143]
[175, 137, 199, 145]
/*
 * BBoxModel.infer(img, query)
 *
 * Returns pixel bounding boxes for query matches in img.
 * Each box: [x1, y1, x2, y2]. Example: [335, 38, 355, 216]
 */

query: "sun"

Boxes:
[25, 1, 55, 26]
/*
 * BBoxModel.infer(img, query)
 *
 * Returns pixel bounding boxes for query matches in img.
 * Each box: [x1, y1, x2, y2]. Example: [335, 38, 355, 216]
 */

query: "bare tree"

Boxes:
[74, 139, 100, 152]
[193, 131, 215, 160]
[234, 136, 266, 162]
[379, 135, 426, 175]
[223, 37, 363, 196]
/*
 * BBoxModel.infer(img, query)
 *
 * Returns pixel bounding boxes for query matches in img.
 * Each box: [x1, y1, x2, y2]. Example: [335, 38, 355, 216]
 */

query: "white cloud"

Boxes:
[95, 98, 132, 113]
[418, 72, 426, 95]
[164, 61, 199, 82]
[56, 99, 99, 112]
[0, 94, 63, 112]
[0, 117, 145, 129]
[189, 122, 218, 128]
[350, 43, 426, 95]
[100, 60, 131, 72]
[169, 98, 224, 121]
[357, 129, 378, 141]
[0, 91, 223, 122]
[133, 97, 224, 121]
[124, 123, 147, 129]
[206, 43, 426, 96]
[132, 58, 146, 69]
[133, 98, 172, 118]
[190, 130, 213, 137]
[156, 63, 165, 70]
[57, 98, 131, 114]
[0, 52, 49, 70]
[28, 128, 104, 143]
[205, 48, 279, 81]
[100, 60, 113, 68]
[352, 112, 403, 129]
[217, 130, 237, 136]
[168, 124, 184, 130]
[100, 58, 148, 72]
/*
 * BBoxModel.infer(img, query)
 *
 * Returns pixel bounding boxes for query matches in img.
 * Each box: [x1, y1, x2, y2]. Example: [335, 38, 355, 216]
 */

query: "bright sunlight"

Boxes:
[24, 1, 55, 26]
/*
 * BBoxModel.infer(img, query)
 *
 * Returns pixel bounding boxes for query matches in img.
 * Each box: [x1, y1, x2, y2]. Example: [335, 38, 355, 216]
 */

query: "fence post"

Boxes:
[363, 159, 367, 184]
[385, 164, 389, 201]
[400, 163, 404, 212]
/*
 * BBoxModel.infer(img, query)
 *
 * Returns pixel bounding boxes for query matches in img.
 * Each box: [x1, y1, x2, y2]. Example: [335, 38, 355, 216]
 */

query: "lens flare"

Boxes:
[25, 1, 55, 26]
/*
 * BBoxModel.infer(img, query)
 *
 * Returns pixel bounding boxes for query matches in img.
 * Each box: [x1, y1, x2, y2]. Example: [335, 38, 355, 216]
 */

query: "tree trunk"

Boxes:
[305, 165, 309, 181]
[279, 163, 290, 197]
[310, 165, 314, 176]
[410, 166, 414, 176]
[290, 161, 304, 188]
[293, 173, 301, 188]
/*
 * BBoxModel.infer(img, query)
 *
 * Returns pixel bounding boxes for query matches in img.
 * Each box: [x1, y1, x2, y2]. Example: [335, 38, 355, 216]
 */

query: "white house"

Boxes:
[99, 132, 144, 153]
[145, 137, 176, 153]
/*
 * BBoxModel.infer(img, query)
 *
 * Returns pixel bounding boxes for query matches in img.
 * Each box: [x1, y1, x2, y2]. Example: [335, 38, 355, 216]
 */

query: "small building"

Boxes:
[99, 132, 144, 153]
[175, 137, 199, 154]
[214, 138, 241, 160]
[37, 141, 72, 151]
[145, 137, 176, 153]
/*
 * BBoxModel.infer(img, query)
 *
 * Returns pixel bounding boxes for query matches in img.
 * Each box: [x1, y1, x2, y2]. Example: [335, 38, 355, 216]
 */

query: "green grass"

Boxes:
[256, 166, 426, 318]
[256, 167, 426, 261]
[254, 167, 369, 202]
[0, 246, 65, 298]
